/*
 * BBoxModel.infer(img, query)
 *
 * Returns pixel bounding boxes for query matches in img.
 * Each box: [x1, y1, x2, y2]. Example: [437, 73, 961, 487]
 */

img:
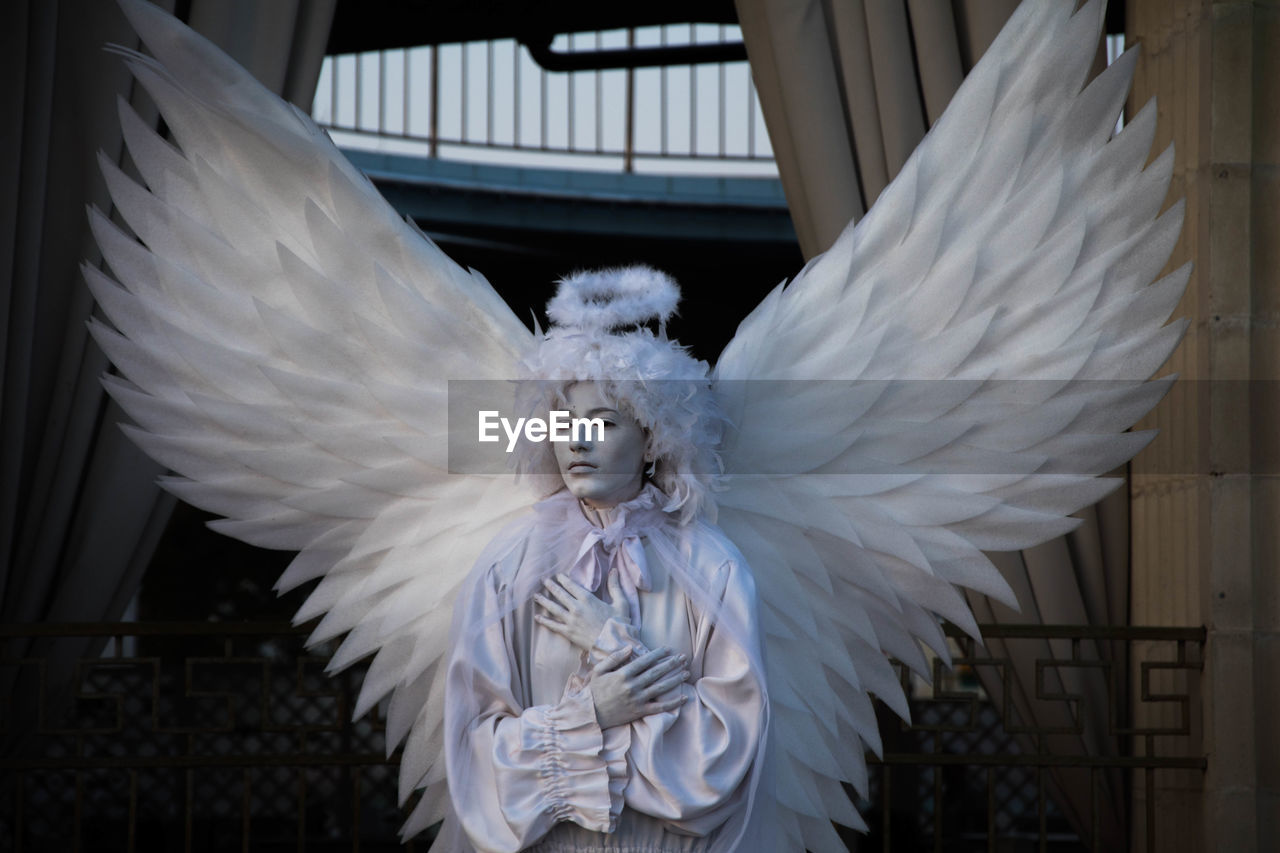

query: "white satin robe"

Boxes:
[444, 488, 767, 853]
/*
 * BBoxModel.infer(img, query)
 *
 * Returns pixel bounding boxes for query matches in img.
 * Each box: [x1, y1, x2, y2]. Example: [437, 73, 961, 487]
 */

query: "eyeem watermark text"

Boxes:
[478, 411, 604, 452]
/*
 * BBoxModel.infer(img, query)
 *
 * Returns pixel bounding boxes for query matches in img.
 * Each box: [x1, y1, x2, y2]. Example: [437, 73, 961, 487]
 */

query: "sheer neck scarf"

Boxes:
[565, 484, 668, 628]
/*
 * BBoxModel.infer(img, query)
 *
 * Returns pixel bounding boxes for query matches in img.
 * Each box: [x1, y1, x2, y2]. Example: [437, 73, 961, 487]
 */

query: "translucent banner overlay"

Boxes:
[446, 379, 1274, 476]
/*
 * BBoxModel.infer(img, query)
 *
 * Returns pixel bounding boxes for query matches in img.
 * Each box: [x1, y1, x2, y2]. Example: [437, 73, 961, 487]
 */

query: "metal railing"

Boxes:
[312, 26, 777, 176]
[0, 622, 1203, 852]
[866, 624, 1205, 853]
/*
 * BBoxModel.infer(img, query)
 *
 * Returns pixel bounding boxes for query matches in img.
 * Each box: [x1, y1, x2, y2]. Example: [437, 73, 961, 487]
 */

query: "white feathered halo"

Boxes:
[545, 265, 680, 332]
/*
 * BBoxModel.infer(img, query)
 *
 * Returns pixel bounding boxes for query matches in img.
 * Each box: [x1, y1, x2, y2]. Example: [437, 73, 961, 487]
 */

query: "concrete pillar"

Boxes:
[1126, 1, 1279, 851]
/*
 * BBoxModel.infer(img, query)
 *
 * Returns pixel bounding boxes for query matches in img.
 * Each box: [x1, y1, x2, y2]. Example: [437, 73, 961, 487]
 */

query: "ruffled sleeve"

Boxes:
[444, 564, 627, 853]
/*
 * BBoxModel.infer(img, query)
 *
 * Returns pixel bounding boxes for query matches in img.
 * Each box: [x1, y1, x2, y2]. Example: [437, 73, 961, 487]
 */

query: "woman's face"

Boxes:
[554, 381, 648, 509]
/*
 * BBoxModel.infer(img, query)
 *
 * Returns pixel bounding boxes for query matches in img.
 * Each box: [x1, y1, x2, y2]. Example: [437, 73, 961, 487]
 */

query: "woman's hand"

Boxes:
[588, 646, 689, 729]
[534, 572, 629, 652]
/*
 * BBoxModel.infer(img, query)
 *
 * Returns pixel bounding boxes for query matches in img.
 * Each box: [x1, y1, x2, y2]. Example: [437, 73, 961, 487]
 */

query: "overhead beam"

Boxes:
[327, 0, 738, 55]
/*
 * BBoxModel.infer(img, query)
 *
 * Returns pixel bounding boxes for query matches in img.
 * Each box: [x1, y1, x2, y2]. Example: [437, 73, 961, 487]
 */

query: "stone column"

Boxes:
[1126, 1, 1279, 851]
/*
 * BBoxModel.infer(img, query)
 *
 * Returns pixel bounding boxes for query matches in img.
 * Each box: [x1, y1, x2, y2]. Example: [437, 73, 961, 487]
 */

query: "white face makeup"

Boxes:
[554, 381, 648, 509]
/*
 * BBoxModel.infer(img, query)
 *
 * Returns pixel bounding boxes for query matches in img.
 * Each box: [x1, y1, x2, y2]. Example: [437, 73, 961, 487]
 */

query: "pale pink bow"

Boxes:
[568, 520, 651, 629]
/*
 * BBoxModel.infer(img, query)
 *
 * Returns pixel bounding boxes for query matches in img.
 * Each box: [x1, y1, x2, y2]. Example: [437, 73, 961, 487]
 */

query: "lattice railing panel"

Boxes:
[0, 623, 1203, 852]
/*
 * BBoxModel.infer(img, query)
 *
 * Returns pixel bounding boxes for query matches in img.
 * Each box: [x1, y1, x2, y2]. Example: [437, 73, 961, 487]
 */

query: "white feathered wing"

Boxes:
[711, 0, 1187, 848]
[87, 0, 536, 830]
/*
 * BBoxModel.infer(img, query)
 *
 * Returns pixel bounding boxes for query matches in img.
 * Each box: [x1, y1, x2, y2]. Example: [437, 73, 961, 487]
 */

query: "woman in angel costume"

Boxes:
[88, 0, 1188, 850]
[439, 266, 769, 851]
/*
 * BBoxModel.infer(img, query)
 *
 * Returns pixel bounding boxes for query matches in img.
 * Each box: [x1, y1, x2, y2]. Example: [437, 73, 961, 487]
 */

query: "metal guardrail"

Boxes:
[0, 622, 1204, 852]
[869, 624, 1205, 853]
[312, 25, 776, 176]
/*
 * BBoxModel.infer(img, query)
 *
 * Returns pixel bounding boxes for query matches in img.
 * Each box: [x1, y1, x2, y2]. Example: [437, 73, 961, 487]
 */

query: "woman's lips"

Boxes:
[568, 462, 596, 472]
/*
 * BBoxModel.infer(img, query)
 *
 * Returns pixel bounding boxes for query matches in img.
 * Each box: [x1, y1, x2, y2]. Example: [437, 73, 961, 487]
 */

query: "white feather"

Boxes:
[94, 0, 538, 823]
[90, 0, 1186, 844]
[711, 0, 1185, 844]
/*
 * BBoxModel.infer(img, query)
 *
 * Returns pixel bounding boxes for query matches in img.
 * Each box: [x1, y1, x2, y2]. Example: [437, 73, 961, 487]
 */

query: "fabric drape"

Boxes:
[733, 0, 1125, 846]
[0, 0, 334, 742]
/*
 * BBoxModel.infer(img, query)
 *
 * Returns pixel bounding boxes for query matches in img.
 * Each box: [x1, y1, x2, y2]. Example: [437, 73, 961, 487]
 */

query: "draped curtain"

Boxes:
[733, 0, 1127, 846]
[0, 0, 334, 738]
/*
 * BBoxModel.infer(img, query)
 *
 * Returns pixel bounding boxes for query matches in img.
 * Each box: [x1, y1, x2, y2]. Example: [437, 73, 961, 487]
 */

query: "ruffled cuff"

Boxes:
[526, 687, 626, 832]
[599, 709, 631, 808]
[589, 617, 649, 664]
